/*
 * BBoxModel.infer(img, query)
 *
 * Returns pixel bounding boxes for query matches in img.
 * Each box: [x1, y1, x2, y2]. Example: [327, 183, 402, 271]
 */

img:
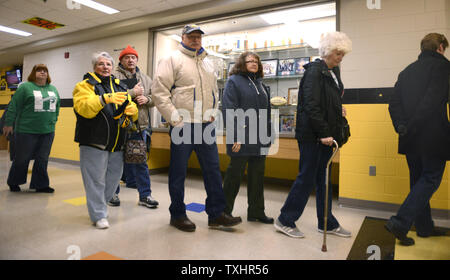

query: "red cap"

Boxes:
[119, 45, 138, 61]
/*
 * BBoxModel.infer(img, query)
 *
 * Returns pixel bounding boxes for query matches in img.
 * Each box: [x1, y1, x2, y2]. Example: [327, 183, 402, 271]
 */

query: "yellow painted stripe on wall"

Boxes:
[340, 104, 449, 210]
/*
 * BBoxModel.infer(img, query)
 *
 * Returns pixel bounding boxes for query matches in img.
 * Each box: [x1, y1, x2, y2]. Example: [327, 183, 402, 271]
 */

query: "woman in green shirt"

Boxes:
[3, 64, 60, 193]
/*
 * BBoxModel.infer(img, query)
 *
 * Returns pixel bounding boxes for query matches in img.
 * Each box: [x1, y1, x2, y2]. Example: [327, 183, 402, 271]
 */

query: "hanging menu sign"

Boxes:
[22, 17, 65, 30]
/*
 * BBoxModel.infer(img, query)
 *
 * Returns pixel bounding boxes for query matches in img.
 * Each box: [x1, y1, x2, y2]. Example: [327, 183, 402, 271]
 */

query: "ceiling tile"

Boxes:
[108, 8, 149, 21]
[0, 5, 34, 23]
[166, 0, 211, 8]
[39, 9, 83, 26]
[0, 0, 229, 52]
[28, 0, 68, 10]
[2, 0, 55, 15]
[100, 0, 147, 10]
[0, 32, 22, 42]
[139, 1, 173, 14]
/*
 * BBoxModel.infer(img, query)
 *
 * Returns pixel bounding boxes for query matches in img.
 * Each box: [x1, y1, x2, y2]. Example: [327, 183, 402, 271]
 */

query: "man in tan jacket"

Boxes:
[109, 45, 159, 209]
[152, 25, 242, 232]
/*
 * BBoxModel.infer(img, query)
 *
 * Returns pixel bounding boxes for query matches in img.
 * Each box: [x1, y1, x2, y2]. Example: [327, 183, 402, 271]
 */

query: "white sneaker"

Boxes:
[318, 226, 351, 237]
[274, 218, 305, 238]
[95, 218, 110, 229]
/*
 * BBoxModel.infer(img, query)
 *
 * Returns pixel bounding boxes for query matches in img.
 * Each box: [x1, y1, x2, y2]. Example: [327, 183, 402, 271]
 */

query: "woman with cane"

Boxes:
[274, 32, 352, 240]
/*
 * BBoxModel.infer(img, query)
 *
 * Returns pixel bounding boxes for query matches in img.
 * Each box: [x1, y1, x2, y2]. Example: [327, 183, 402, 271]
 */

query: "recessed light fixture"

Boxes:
[72, 0, 119, 14]
[0, 25, 32, 37]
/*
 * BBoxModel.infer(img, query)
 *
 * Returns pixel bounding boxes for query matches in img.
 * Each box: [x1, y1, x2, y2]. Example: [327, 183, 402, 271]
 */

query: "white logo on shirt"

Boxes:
[33, 90, 57, 112]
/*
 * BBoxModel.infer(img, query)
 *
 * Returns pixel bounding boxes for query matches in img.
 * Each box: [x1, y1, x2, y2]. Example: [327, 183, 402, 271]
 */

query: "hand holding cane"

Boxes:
[322, 140, 339, 252]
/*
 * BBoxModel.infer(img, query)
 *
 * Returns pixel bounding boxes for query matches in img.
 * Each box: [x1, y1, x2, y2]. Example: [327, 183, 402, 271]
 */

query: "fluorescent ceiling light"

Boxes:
[72, 0, 119, 14]
[0, 25, 32, 37]
[260, 3, 335, 25]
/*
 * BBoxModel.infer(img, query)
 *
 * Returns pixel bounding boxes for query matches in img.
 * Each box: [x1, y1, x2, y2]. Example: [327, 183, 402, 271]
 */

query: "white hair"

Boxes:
[92, 51, 114, 69]
[319, 32, 352, 58]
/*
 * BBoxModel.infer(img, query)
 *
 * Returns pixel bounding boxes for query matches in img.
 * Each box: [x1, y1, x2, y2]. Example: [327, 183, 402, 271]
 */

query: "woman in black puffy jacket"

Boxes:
[275, 32, 353, 238]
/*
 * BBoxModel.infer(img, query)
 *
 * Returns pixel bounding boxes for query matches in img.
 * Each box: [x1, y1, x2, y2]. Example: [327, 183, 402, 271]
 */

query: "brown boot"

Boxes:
[170, 216, 196, 232]
[208, 212, 242, 228]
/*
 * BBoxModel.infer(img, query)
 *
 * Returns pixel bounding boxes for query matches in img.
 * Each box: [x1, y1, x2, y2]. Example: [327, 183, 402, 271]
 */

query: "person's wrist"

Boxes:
[172, 116, 183, 126]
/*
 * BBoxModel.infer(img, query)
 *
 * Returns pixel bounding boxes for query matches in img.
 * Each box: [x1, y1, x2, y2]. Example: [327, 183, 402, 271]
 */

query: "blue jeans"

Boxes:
[7, 132, 55, 190]
[168, 123, 226, 220]
[121, 130, 152, 199]
[278, 140, 339, 230]
[389, 153, 446, 236]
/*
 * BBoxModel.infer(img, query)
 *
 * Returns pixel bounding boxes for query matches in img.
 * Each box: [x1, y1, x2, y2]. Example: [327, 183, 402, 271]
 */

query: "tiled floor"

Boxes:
[0, 151, 449, 260]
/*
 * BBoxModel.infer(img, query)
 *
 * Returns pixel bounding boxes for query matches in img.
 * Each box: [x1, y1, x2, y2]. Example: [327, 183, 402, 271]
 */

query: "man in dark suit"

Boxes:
[387, 33, 450, 246]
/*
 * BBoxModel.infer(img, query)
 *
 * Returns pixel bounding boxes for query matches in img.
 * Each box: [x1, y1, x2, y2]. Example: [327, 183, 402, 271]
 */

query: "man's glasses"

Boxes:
[186, 34, 202, 40]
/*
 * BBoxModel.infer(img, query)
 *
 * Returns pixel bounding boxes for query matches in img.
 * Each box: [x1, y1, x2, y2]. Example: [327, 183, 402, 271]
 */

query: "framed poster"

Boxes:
[287, 88, 298, 105]
[279, 115, 295, 133]
[277, 59, 296, 76]
[295, 57, 310, 75]
[261, 59, 278, 77]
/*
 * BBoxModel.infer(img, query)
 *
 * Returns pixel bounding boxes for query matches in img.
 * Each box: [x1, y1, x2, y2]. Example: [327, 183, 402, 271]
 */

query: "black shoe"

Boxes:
[138, 196, 159, 209]
[9, 185, 21, 192]
[126, 185, 137, 189]
[35, 187, 55, 193]
[417, 228, 448, 237]
[385, 220, 415, 246]
[170, 216, 196, 232]
[208, 212, 242, 228]
[107, 194, 120, 207]
[248, 215, 274, 224]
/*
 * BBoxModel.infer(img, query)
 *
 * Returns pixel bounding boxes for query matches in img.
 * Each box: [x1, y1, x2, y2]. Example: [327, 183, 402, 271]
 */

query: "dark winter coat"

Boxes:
[222, 72, 272, 156]
[389, 50, 450, 159]
[295, 59, 346, 146]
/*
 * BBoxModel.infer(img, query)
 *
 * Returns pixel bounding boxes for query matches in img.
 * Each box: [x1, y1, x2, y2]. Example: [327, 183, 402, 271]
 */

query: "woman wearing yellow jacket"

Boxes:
[73, 51, 138, 229]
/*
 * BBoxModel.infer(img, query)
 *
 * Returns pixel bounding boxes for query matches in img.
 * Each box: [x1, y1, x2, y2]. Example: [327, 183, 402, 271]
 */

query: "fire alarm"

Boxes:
[64, 52, 69, 59]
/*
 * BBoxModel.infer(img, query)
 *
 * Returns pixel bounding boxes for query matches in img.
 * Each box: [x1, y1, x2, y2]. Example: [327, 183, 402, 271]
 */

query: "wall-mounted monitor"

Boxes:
[6, 68, 22, 90]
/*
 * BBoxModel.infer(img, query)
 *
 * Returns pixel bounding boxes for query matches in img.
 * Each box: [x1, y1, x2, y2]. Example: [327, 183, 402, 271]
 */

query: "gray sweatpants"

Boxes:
[79, 145, 124, 223]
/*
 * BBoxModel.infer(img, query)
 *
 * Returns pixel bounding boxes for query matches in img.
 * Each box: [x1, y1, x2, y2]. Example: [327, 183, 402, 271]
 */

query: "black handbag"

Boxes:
[338, 116, 351, 147]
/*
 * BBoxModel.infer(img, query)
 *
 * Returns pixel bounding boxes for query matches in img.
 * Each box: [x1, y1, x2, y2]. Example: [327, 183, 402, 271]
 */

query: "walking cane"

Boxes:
[322, 140, 339, 252]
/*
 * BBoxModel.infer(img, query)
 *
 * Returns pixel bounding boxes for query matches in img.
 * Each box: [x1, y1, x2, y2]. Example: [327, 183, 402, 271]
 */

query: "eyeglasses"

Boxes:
[245, 60, 258, 64]
[186, 34, 202, 40]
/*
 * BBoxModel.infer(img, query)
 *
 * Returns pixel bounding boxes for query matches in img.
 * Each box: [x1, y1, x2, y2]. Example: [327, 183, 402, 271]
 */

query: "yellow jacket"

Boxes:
[73, 72, 138, 151]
